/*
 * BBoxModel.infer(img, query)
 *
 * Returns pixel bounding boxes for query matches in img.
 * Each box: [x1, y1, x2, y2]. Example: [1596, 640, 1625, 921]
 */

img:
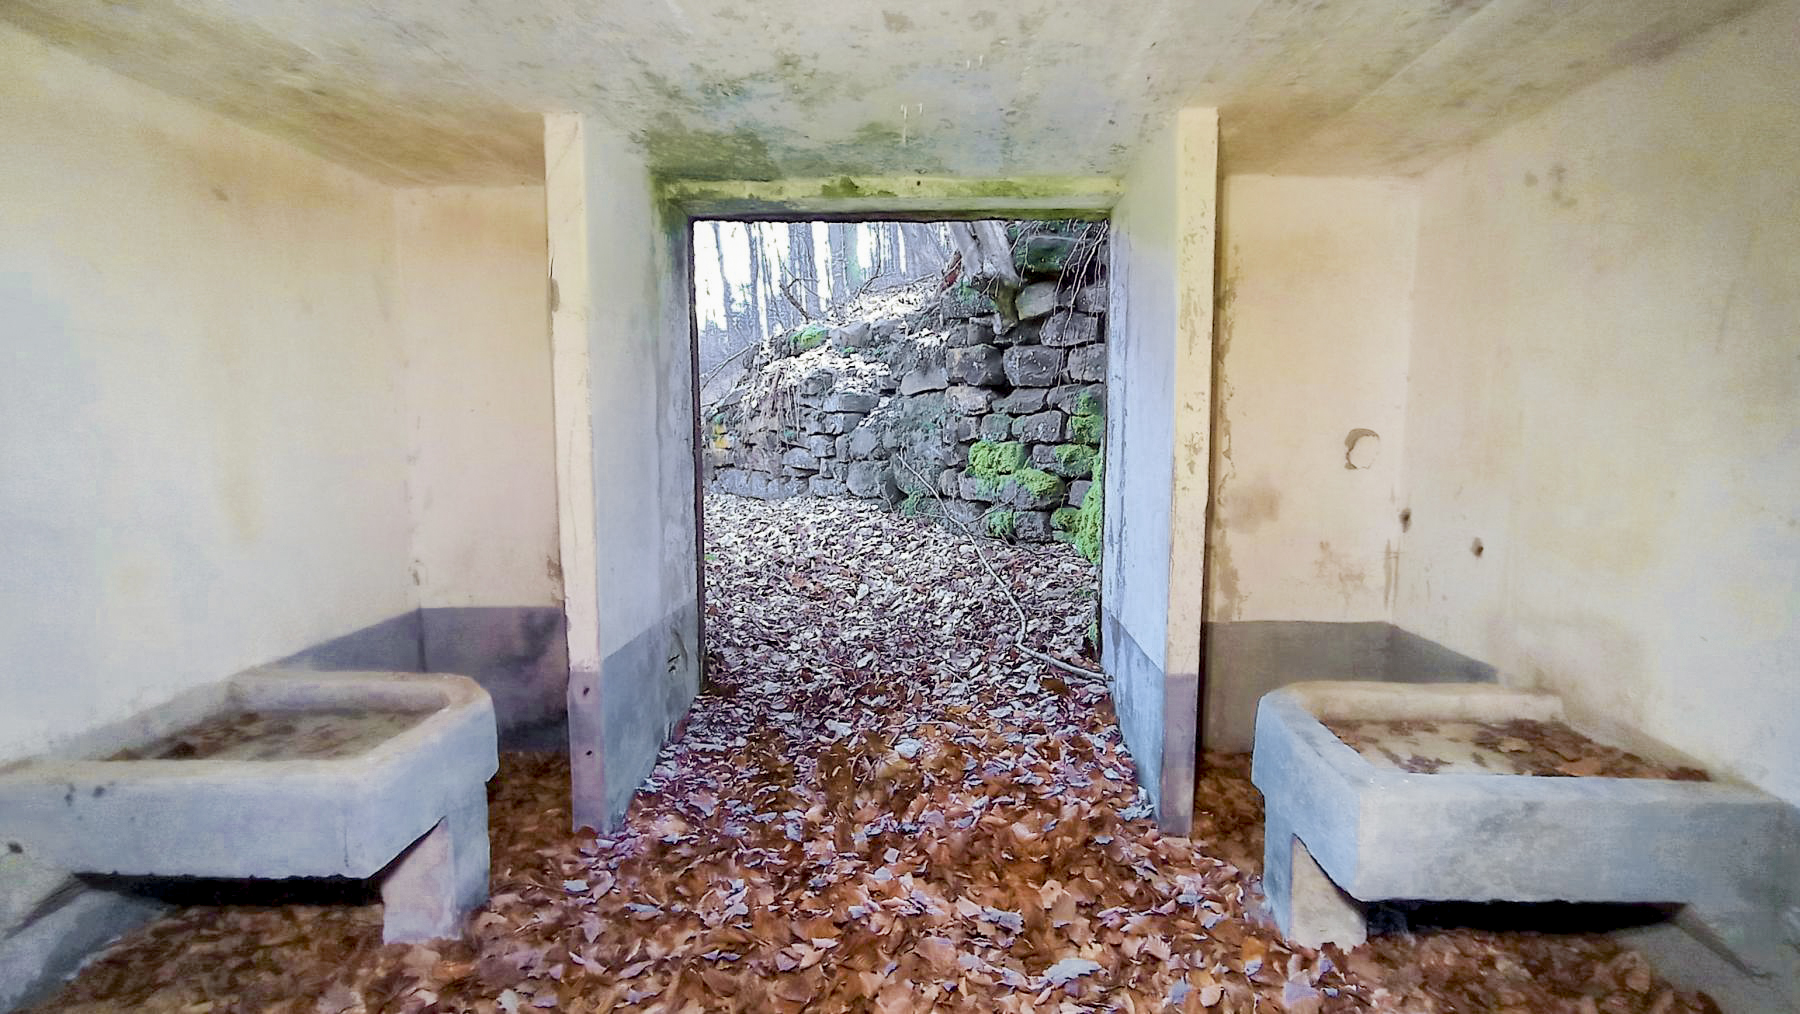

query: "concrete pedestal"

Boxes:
[1252, 682, 1794, 977]
[0, 670, 499, 948]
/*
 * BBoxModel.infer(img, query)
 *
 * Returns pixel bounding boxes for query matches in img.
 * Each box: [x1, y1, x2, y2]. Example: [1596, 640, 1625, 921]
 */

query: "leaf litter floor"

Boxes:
[37, 495, 1716, 1013]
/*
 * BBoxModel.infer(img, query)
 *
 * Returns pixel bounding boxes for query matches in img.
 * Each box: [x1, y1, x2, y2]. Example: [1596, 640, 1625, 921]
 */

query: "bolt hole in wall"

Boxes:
[689, 218, 1109, 681]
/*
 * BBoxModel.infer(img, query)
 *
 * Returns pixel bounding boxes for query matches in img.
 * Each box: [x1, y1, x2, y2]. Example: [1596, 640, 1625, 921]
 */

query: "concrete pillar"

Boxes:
[543, 113, 701, 832]
[1101, 107, 1218, 832]
[379, 788, 489, 943]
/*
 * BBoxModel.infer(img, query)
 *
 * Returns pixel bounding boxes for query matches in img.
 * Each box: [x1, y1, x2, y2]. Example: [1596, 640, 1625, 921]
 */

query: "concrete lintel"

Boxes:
[660, 175, 1120, 220]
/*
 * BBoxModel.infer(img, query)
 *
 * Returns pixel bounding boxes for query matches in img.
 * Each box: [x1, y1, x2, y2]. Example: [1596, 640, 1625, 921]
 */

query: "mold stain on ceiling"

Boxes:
[0, 0, 1768, 186]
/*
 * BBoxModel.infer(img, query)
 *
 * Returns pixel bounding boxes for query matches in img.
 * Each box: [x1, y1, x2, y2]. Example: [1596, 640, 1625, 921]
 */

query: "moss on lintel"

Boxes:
[658, 176, 1120, 217]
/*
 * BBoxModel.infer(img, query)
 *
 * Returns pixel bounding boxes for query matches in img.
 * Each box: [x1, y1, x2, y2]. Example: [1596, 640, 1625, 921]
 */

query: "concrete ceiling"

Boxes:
[3, 0, 1765, 187]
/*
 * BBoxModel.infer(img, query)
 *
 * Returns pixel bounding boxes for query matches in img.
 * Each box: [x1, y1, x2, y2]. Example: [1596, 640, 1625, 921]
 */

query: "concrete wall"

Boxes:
[1210, 177, 1416, 623]
[1202, 177, 1434, 748]
[0, 23, 414, 764]
[1396, 0, 1800, 808]
[546, 115, 701, 830]
[0, 26, 419, 1006]
[395, 186, 566, 744]
[1102, 107, 1216, 832]
[397, 186, 558, 611]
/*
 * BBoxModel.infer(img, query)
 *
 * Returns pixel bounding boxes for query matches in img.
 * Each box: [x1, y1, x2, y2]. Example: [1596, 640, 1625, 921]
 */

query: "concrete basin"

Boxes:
[0, 669, 498, 943]
[1251, 681, 1791, 975]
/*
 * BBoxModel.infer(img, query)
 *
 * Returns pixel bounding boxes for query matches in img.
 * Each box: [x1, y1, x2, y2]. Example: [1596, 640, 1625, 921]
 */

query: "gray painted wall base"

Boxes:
[569, 599, 701, 831]
[1202, 621, 1495, 751]
[0, 878, 163, 1011]
[1099, 618, 1489, 825]
[1101, 608, 1197, 833]
[285, 606, 569, 750]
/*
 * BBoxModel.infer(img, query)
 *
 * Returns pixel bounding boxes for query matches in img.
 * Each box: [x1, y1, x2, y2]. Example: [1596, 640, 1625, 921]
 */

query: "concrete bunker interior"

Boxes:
[2, 0, 1798, 1010]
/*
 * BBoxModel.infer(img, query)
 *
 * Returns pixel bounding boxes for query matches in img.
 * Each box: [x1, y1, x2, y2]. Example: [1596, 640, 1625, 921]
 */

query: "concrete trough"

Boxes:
[0, 669, 498, 943]
[1251, 682, 1792, 974]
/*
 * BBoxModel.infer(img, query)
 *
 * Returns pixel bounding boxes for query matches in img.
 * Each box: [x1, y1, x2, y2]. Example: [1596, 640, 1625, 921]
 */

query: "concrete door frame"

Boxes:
[671, 179, 1124, 709]
[547, 115, 1217, 833]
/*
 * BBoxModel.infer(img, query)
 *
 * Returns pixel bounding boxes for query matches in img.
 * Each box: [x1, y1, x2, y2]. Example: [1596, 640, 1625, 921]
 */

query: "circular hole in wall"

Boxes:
[1344, 429, 1380, 469]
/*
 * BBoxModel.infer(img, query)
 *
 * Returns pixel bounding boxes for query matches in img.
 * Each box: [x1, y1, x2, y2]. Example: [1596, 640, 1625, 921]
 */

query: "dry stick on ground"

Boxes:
[890, 453, 1099, 691]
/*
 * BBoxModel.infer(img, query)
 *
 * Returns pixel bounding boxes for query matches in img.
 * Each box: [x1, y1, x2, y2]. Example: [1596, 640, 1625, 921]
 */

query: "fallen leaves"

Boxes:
[36, 496, 1717, 1014]
[1325, 718, 1711, 781]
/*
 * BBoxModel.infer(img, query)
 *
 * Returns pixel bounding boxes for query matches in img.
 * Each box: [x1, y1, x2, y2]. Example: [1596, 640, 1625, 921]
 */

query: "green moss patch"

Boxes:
[968, 440, 1026, 481]
[1052, 443, 1097, 479]
[790, 324, 829, 353]
[1068, 411, 1103, 446]
[986, 510, 1017, 540]
[1071, 458, 1103, 564]
[1012, 468, 1061, 497]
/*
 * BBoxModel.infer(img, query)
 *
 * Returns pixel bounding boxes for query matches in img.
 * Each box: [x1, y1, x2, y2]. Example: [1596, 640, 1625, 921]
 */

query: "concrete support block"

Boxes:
[1262, 806, 1367, 950]
[380, 786, 489, 943]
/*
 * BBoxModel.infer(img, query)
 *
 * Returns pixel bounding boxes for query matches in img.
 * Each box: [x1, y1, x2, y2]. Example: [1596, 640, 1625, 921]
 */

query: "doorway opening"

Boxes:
[691, 218, 1109, 680]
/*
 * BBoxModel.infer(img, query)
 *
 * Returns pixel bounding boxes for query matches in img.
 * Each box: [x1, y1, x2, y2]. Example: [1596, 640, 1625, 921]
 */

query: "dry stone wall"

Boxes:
[704, 231, 1107, 547]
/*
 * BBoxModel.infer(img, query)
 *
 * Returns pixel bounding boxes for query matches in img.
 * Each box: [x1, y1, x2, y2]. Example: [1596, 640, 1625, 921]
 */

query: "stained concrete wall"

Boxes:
[545, 115, 701, 831]
[0, 23, 415, 764]
[1202, 177, 1428, 748]
[1102, 108, 1216, 832]
[1395, 0, 1800, 809]
[395, 186, 567, 745]
[0, 25, 419, 1006]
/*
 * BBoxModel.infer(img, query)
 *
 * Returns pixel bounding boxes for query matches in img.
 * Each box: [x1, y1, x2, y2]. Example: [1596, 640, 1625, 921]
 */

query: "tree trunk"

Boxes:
[786, 222, 819, 317]
[826, 222, 853, 309]
[746, 224, 767, 342]
[878, 223, 900, 283]
[713, 221, 738, 337]
[901, 223, 948, 277]
[760, 225, 789, 333]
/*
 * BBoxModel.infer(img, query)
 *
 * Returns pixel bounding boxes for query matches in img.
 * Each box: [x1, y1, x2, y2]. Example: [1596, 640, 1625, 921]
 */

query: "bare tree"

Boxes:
[786, 222, 820, 317]
[712, 222, 740, 337]
[745, 225, 768, 343]
[901, 223, 948, 276]
[825, 222, 866, 310]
